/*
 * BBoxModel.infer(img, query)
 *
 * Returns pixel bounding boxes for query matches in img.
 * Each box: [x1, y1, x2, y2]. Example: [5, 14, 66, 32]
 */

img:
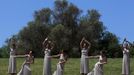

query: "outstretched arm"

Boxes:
[88, 55, 100, 59]
[15, 54, 27, 58]
[51, 54, 60, 58]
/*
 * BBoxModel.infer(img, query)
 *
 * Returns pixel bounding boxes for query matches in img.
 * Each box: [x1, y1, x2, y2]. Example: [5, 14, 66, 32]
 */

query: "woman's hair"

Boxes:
[100, 50, 106, 57]
[82, 42, 88, 48]
[12, 43, 16, 49]
[25, 50, 33, 55]
[123, 42, 129, 48]
[61, 50, 68, 61]
[46, 41, 53, 49]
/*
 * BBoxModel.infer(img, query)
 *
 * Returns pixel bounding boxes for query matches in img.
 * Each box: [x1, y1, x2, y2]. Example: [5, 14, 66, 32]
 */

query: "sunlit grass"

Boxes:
[0, 58, 134, 75]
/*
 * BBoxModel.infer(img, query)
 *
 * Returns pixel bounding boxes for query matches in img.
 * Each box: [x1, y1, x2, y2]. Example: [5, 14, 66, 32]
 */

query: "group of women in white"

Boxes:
[8, 37, 132, 75]
[8, 38, 67, 75]
[42, 38, 67, 75]
[80, 37, 107, 75]
[8, 39, 34, 75]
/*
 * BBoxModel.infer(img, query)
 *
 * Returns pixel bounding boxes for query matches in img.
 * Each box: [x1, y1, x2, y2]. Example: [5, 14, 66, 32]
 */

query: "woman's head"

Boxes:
[10, 38, 16, 44]
[82, 42, 88, 48]
[46, 44, 49, 48]
[123, 42, 129, 49]
[60, 50, 64, 54]
[10, 38, 17, 49]
[100, 50, 106, 57]
[83, 43, 86, 47]
[62, 50, 68, 61]
[46, 41, 52, 49]
[12, 43, 16, 49]
[48, 41, 51, 43]
[29, 50, 33, 56]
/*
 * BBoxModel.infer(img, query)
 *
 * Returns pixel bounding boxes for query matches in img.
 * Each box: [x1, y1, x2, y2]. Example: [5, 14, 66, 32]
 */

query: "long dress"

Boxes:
[43, 48, 52, 75]
[17, 55, 34, 75]
[88, 56, 104, 75]
[122, 48, 130, 75]
[53, 54, 65, 75]
[80, 48, 89, 74]
[8, 48, 17, 73]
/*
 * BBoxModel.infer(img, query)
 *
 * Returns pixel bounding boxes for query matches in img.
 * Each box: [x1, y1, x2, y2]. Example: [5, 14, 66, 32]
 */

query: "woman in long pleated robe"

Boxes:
[17, 51, 34, 75]
[53, 51, 67, 75]
[8, 39, 17, 75]
[42, 38, 54, 75]
[88, 51, 107, 75]
[80, 37, 91, 75]
[122, 38, 131, 75]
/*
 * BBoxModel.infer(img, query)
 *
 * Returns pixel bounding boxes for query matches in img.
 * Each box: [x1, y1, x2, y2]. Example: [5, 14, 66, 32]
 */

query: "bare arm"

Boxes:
[15, 54, 27, 58]
[51, 54, 60, 58]
[85, 40, 91, 49]
[80, 38, 85, 49]
[42, 38, 48, 47]
[121, 38, 126, 50]
[122, 38, 126, 47]
[60, 59, 67, 64]
[88, 55, 100, 59]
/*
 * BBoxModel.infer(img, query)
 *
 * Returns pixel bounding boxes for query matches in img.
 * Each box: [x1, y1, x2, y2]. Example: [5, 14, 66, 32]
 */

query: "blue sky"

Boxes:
[0, 0, 134, 47]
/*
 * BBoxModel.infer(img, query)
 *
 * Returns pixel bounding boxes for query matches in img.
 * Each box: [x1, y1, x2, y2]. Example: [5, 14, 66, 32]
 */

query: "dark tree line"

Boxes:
[0, 0, 134, 58]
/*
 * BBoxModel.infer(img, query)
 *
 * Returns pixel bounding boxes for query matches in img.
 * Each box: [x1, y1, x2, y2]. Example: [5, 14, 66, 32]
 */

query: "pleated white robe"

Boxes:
[43, 49, 52, 75]
[53, 54, 65, 75]
[17, 55, 33, 75]
[122, 48, 130, 75]
[80, 48, 89, 74]
[8, 48, 17, 73]
[88, 56, 104, 75]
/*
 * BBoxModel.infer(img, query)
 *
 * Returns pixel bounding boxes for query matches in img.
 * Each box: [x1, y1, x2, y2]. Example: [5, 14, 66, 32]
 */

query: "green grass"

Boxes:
[0, 58, 134, 75]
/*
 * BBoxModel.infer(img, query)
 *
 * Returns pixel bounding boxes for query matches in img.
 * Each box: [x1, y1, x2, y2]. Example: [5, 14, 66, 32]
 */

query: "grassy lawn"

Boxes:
[0, 58, 134, 75]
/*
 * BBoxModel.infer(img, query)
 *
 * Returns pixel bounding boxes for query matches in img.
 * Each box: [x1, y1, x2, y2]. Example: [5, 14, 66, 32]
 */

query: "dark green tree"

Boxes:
[99, 31, 121, 57]
[18, 22, 50, 57]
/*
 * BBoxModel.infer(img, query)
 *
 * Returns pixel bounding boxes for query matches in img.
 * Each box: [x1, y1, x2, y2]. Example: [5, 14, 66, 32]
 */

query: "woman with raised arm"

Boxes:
[8, 39, 17, 75]
[88, 50, 107, 75]
[80, 37, 91, 75]
[17, 51, 34, 75]
[52, 50, 68, 75]
[122, 38, 130, 75]
[43, 37, 54, 75]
